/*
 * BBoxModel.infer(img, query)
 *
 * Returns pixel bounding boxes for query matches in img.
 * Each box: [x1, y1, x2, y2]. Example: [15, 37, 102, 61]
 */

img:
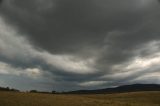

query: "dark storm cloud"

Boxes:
[1, 0, 157, 54]
[1, 0, 159, 62]
[0, 0, 160, 91]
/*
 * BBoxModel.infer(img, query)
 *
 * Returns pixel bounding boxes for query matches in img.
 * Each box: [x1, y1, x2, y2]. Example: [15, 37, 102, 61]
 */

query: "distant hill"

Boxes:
[65, 84, 160, 94]
[1, 84, 160, 94]
[0, 87, 19, 92]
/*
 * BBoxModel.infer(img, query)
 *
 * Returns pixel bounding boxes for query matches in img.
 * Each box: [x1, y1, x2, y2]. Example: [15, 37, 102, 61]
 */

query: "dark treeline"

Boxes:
[0, 87, 19, 92]
[29, 90, 57, 94]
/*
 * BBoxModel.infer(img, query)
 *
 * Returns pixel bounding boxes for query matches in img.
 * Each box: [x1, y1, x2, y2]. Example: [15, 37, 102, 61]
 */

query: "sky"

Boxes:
[0, 0, 160, 91]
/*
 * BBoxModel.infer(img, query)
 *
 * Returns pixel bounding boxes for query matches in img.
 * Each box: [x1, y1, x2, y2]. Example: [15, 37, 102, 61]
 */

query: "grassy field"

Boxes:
[0, 91, 160, 106]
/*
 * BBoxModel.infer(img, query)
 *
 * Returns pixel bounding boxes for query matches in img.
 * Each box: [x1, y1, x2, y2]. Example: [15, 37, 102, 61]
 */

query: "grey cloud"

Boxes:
[0, 0, 160, 91]
[1, 0, 157, 54]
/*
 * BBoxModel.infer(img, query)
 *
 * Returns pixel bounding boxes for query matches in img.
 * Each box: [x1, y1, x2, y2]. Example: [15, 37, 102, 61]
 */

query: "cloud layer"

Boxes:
[0, 0, 160, 91]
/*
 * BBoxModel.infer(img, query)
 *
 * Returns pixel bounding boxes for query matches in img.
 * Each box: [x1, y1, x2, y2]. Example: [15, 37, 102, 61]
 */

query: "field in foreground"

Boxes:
[0, 91, 160, 106]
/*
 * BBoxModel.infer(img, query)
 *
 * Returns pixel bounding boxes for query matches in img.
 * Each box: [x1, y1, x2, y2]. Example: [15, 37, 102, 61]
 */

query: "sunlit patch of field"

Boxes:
[0, 91, 160, 106]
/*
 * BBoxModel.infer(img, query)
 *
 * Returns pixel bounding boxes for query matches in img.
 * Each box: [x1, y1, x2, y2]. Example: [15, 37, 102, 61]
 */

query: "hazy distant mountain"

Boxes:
[65, 84, 160, 94]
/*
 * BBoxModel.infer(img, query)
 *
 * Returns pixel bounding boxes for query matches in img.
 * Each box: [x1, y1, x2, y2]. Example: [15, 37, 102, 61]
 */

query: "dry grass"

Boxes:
[0, 91, 160, 106]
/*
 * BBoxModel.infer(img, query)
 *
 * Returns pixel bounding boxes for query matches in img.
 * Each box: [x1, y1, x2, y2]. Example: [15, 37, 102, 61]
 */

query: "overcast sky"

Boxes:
[0, 0, 160, 91]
